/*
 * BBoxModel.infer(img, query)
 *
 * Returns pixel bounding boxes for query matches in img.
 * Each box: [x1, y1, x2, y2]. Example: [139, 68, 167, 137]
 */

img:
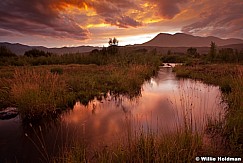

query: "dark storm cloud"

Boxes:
[0, 0, 89, 39]
[182, 1, 243, 38]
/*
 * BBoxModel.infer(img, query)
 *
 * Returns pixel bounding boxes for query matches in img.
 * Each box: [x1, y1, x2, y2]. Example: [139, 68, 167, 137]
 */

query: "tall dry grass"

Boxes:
[11, 68, 68, 118]
[55, 83, 215, 163]
[174, 64, 243, 155]
[56, 116, 203, 163]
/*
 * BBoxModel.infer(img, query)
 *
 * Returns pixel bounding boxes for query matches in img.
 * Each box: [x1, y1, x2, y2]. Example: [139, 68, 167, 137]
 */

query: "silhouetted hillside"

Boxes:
[142, 33, 243, 47]
[0, 42, 101, 55]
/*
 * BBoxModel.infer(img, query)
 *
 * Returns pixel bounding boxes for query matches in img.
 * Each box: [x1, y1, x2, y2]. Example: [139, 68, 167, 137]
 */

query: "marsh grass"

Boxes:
[11, 68, 68, 119]
[0, 67, 15, 109]
[57, 82, 223, 163]
[24, 123, 51, 163]
[60, 64, 157, 104]
[0, 63, 158, 119]
[223, 67, 243, 154]
[0, 46, 160, 118]
[0, 78, 12, 109]
[174, 64, 243, 155]
[20, 68, 227, 163]
[57, 116, 203, 163]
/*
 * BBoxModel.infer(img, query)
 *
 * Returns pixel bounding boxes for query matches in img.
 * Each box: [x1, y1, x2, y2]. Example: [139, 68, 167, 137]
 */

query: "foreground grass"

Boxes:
[1, 63, 229, 162]
[0, 64, 158, 119]
[53, 126, 202, 163]
[20, 118, 203, 163]
[174, 64, 243, 154]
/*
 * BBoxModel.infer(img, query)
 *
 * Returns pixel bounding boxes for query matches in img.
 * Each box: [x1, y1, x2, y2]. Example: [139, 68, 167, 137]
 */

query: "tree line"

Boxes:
[1, 41, 243, 65]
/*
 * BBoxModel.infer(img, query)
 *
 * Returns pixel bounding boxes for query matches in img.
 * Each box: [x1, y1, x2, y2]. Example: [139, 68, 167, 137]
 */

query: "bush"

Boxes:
[0, 46, 16, 57]
[24, 49, 51, 57]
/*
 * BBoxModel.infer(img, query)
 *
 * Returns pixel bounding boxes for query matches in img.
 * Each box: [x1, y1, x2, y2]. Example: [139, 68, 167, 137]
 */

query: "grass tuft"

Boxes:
[11, 68, 68, 119]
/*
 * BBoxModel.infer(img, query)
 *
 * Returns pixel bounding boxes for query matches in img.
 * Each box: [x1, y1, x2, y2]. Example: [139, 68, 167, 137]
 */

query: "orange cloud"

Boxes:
[0, 0, 242, 47]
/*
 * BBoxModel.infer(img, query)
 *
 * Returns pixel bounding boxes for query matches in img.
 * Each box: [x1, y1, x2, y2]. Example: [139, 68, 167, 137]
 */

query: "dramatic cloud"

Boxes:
[90, 0, 142, 28]
[0, 0, 242, 47]
[182, 0, 243, 39]
[0, 0, 90, 39]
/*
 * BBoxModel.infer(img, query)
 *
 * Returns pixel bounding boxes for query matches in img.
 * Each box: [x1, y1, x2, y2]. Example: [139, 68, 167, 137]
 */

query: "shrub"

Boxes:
[0, 46, 16, 57]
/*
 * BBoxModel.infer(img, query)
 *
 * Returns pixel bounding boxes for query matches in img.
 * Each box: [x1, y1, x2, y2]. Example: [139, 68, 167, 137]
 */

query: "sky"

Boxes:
[0, 0, 242, 47]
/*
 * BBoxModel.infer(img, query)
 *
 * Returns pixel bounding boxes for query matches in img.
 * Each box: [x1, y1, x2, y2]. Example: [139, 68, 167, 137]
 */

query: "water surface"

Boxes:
[0, 67, 224, 162]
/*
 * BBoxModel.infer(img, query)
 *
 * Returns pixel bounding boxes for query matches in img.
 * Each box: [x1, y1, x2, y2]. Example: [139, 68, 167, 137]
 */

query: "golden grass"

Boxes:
[0, 64, 158, 119]
[11, 68, 67, 118]
[174, 64, 243, 155]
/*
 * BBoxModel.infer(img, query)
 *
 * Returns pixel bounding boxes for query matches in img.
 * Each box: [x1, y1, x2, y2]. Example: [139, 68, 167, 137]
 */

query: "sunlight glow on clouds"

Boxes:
[0, 0, 242, 47]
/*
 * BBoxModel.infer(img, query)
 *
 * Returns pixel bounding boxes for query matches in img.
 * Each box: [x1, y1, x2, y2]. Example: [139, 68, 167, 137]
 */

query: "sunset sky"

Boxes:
[0, 0, 242, 47]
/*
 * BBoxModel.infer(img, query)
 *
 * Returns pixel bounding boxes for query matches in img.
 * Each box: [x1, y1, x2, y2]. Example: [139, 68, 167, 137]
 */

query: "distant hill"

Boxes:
[1, 33, 243, 56]
[0, 42, 101, 55]
[221, 43, 243, 50]
[142, 33, 243, 47]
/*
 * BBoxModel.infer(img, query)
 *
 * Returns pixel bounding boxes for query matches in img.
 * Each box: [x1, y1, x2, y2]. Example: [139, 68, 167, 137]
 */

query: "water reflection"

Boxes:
[63, 67, 224, 140]
[0, 67, 225, 162]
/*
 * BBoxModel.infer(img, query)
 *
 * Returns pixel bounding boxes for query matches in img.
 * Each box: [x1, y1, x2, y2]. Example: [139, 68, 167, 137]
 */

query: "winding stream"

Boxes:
[0, 67, 225, 162]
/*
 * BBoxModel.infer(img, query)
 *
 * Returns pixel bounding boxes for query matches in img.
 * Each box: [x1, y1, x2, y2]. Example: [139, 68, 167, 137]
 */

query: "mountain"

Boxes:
[0, 42, 101, 55]
[142, 33, 243, 47]
[1, 33, 243, 55]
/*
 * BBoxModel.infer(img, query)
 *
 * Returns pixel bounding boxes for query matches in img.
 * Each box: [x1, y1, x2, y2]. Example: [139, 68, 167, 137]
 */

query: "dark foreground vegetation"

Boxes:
[1, 42, 243, 162]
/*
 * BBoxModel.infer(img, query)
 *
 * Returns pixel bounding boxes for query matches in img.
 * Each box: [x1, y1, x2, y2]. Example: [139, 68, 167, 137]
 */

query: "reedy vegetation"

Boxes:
[1, 44, 243, 162]
[11, 68, 68, 119]
[174, 64, 243, 155]
[0, 47, 160, 119]
[53, 114, 202, 163]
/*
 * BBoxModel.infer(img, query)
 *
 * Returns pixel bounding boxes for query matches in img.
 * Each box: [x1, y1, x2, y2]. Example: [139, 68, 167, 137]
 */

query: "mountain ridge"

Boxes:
[1, 33, 243, 55]
[142, 33, 243, 47]
[0, 42, 101, 55]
